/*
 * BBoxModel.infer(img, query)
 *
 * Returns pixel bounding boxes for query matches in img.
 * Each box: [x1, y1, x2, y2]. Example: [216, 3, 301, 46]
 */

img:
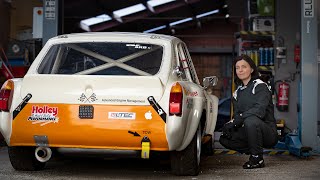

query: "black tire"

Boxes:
[201, 136, 214, 156]
[170, 124, 201, 176]
[8, 146, 46, 171]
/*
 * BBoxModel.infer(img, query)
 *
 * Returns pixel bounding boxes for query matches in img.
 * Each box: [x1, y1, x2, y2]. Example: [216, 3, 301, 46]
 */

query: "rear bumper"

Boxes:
[9, 103, 169, 151]
[56, 147, 141, 158]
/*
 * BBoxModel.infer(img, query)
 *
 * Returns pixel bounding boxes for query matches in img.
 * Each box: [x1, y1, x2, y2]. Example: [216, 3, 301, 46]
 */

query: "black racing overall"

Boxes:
[219, 79, 278, 155]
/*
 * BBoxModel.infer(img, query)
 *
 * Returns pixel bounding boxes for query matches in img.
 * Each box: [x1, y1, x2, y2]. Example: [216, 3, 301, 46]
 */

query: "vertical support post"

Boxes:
[300, 0, 319, 152]
[42, 0, 59, 45]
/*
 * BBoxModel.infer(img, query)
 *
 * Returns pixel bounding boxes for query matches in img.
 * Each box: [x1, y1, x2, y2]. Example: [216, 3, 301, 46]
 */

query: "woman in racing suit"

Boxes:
[219, 54, 278, 169]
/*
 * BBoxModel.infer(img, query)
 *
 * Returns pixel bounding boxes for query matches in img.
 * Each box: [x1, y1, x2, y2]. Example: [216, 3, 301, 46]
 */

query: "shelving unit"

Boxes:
[235, 31, 275, 66]
[234, 31, 275, 89]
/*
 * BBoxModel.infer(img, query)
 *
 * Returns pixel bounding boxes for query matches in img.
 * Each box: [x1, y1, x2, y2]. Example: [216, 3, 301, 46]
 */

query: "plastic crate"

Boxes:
[11, 66, 29, 78]
[8, 58, 25, 66]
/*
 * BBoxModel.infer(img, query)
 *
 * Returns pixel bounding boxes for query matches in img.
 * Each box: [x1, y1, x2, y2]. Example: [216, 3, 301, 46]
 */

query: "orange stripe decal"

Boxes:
[10, 104, 169, 151]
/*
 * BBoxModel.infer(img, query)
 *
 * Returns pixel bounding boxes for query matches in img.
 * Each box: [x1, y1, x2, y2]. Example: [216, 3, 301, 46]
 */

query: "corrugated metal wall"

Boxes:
[176, 19, 238, 99]
[191, 54, 233, 99]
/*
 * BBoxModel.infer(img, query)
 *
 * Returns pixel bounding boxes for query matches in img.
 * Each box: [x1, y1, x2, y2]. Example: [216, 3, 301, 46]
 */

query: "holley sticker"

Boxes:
[28, 105, 59, 126]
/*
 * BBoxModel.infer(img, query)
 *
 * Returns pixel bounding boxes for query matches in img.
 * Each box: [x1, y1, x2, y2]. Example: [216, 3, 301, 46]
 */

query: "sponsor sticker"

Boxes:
[189, 91, 198, 97]
[108, 112, 136, 120]
[102, 99, 145, 103]
[126, 44, 151, 50]
[28, 105, 59, 126]
[144, 110, 152, 120]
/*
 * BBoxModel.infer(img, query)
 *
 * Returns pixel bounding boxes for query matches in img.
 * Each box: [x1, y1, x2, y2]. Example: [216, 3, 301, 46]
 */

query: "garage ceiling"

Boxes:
[63, 0, 230, 34]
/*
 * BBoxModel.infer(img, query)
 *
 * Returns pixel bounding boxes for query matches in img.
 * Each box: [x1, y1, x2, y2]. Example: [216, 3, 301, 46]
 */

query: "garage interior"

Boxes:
[0, 0, 319, 172]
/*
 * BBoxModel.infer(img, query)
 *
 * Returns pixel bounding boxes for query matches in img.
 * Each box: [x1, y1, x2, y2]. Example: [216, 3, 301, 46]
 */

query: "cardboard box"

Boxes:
[252, 18, 274, 31]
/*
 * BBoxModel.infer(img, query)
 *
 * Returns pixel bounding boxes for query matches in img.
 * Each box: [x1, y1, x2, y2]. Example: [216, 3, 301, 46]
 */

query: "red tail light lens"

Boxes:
[169, 83, 183, 116]
[0, 81, 14, 112]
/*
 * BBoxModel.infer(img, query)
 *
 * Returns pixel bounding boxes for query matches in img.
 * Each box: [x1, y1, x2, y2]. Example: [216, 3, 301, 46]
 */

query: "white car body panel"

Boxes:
[0, 32, 218, 152]
[20, 75, 164, 105]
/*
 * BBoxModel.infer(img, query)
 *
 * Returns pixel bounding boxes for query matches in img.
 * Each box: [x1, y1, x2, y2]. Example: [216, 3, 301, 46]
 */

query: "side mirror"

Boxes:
[203, 76, 218, 89]
[173, 66, 183, 77]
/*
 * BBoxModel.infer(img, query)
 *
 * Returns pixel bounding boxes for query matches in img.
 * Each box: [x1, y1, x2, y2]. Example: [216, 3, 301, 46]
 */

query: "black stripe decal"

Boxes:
[147, 96, 166, 123]
[13, 93, 32, 120]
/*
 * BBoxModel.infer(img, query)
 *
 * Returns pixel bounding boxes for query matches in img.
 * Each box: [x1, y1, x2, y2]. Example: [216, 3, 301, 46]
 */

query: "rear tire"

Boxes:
[170, 124, 201, 176]
[8, 146, 46, 171]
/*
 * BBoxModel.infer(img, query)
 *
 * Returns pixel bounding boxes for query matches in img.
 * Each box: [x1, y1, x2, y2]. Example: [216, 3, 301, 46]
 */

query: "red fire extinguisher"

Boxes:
[294, 45, 300, 63]
[276, 81, 289, 112]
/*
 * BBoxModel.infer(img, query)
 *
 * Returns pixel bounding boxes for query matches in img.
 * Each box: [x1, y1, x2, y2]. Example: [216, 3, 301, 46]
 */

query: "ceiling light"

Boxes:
[169, 17, 193, 27]
[80, 14, 112, 31]
[147, 0, 176, 13]
[113, 4, 147, 22]
[143, 25, 167, 33]
[196, 9, 219, 19]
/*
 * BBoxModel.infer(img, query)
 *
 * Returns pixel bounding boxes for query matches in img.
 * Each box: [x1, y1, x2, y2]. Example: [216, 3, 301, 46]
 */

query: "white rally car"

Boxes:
[0, 32, 218, 176]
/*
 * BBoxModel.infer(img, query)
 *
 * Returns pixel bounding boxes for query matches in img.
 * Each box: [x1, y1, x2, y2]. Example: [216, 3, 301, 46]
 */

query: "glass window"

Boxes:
[38, 42, 163, 76]
[181, 44, 199, 84]
[177, 49, 187, 80]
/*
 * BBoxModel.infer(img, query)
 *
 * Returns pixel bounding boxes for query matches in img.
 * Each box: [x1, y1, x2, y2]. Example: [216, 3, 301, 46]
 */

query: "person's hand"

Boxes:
[221, 121, 235, 139]
[223, 121, 235, 129]
[233, 113, 244, 128]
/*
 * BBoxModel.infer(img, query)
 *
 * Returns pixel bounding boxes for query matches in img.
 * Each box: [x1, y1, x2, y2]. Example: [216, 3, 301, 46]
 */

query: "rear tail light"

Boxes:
[169, 82, 183, 116]
[0, 81, 14, 112]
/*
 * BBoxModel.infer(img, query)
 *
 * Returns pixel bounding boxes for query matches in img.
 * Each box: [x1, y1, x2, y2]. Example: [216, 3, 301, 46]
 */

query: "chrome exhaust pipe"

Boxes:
[35, 147, 52, 163]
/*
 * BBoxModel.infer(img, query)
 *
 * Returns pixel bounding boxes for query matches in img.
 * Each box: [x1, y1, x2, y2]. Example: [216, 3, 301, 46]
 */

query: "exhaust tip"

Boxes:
[35, 147, 52, 163]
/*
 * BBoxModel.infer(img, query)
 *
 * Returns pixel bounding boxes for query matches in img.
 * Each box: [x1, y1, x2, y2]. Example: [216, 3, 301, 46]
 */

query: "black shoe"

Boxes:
[243, 155, 265, 169]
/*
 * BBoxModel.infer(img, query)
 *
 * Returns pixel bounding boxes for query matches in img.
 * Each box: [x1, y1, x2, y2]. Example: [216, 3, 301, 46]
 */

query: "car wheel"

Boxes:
[170, 124, 201, 176]
[8, 146, 46, 171]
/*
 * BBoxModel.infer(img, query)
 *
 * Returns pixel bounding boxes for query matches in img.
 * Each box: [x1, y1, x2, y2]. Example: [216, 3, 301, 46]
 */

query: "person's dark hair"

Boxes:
[233, 54, 259, 86]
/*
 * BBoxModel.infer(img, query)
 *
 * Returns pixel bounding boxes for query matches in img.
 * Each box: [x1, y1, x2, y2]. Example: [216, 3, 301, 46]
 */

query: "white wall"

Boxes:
[275, 0, 301, 132]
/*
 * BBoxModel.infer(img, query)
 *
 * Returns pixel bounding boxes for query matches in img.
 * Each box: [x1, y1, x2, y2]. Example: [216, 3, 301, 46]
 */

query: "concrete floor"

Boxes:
[1, 145, 320, 179]
[201, 152, 320, 180]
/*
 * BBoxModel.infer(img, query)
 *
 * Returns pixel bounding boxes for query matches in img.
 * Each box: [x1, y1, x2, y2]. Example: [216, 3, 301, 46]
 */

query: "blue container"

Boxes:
[264, 48, 269, 65]
[8, 58, 25, 66]
[269, 47, 274, 65]
[259, 47, 264, 65]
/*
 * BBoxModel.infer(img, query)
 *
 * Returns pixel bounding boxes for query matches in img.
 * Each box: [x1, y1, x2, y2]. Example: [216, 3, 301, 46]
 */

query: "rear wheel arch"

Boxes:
[170, 123, 201, 176]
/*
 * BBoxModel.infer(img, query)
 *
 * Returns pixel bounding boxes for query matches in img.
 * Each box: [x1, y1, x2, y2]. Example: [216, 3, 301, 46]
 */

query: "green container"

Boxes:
[257, 0, 274, 16]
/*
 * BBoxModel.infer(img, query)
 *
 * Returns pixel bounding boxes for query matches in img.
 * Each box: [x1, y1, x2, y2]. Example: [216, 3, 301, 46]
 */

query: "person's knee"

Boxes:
[219, 135, 249, 152]
[243, 116, 261, 128]
[264, 132, 279, 148]
[219, 136, 232, 149]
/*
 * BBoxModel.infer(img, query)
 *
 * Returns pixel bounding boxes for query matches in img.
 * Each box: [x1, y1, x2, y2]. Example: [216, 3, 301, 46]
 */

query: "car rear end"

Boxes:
[1, 33, 175, 170]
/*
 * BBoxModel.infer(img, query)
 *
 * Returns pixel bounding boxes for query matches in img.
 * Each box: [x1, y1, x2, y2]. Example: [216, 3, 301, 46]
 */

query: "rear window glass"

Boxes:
[38, 42, 163, 75]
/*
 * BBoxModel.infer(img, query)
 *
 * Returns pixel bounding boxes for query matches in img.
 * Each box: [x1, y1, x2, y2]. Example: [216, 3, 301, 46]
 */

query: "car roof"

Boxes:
[48, 32, 179, 43]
